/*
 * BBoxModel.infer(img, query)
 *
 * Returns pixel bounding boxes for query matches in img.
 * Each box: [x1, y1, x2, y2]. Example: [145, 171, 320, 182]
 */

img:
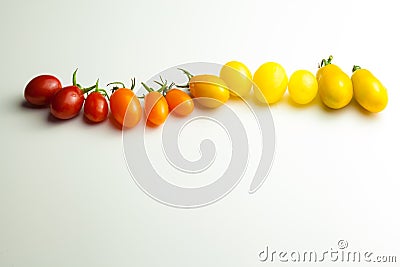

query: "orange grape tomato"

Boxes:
[165, 89, 194, 116]
[109, 88, 142, 128]
[144, 91, 169, 126]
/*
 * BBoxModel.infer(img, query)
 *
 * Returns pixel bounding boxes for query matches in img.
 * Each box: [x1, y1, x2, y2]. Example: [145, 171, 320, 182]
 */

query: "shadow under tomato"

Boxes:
[248, 93, 273, 108]
[349, 98, 377, 117]
[228, 94, 250, 103]
[108, 115, 123, 130]
[168, 108, 193, 118]
[314, 96, 350, 115]
[286, 93, 321, 109]
[46, 111, 82, 124]
[20, 99, 48, 110]
[146, 120, 161, 128]
[313, 95, 378, 118]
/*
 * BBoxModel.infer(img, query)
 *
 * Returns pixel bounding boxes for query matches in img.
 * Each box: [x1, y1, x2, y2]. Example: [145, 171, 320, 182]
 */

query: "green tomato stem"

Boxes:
[130, 78, 136, 90]
[319, 55, 334, 68]
[97, 88, 110, 100]
[73, 68, 78, 86]
[107, 81, 127, 94]
[153, 76, 175, 96]
[107, 81, 126, 88]
[81, 84, 96, 94]
[352, 65, 362, 72]
[141, 82, 154, 93]
[92, 79, 110, 99]
[157, 83, 168, 94]
[95, 79, 99, 91]
[176, 68, 194, 88]
[178, 68, 194, 79]
[72, 69, 97, 94]
[327, 55, 333, 64]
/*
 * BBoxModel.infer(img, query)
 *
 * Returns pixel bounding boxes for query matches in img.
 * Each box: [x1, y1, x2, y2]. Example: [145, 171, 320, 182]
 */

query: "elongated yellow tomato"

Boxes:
[316, 63, 341, 82]
[316, 55, 341, 81]
[351, 66, 388, 113]
[288, 70, 318, 104]
[253, 62, 288, 104]
[189, 74, 230, 108]
[219, 61, 252, 98]
[317, 56, 353, 109]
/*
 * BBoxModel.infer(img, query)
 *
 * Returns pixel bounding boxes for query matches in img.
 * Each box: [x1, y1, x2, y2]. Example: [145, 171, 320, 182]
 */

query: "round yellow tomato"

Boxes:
[253, 62, 288, 104]
[317, 57, 353, 109]
[351, 66, 388, 113]
[219, 61, 252, 98]
[189, 74, 230, 108]
[288, 70, 318, 105]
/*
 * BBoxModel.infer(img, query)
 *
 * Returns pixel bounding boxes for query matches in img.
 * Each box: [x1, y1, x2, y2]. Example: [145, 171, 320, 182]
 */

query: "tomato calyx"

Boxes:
[153, 76, 175, 96]
[107, 78, 136, 94]
[141, 81, 169, 126]
[352, 65, 362, 72]
[70, 68, 98, 95]
[89, 79, 110, 100]
[176, 68, 194, 89]
[318, 55, 333, 68]
[140, 76, 173, 98]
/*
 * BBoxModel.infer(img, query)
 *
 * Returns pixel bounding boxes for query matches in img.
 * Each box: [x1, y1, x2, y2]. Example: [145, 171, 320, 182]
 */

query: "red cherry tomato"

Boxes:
[144, 91, 169, 126]
[50, 86, 84, 119]
[24, 75, 62, 106]
[84, 92, 109, 123]
[165, 89, 194, 116]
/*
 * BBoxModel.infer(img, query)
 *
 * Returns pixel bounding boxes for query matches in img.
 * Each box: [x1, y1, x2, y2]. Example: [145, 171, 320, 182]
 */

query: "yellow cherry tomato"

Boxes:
[189, 74, 230, 108]
[253, 62, 288, 104]
[317, 56, 353, 109]
[288, 70, 318, 105]
[316, 56, 341, 81]
[351, 66, 388, 113]
[219, 61, 252, 98]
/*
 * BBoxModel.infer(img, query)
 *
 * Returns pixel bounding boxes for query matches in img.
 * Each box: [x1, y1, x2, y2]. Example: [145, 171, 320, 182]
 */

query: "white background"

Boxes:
[1, 0, 399, 266]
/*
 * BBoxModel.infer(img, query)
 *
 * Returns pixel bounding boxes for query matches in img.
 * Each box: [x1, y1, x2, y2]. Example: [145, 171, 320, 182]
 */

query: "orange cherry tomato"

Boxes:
[165, 89, 194, 116]
[144, 91, 169, 126]
[110, 88, 142, 128]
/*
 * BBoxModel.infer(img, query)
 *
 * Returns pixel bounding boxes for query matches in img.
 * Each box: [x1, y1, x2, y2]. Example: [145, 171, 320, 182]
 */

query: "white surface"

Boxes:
[1, 0, 399, 266]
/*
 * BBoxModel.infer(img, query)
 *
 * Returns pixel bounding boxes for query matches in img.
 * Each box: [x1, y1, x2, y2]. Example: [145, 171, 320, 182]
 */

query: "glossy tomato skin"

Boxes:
[110, 88, 142, 128]
[316, 64, 341, 81]
[253, 62, 288, 104]
[50, 86, 84, 119]
[24, 75, 62, 106]
[288, 70, 318, 104]
[144, 91, 169, 126]
[219, 61, 252, 98]
[351, 68, 388, 113]
[165, 89, 194, 116]
[84, 92, 109, 122]
[189, 75, 230, 108]
[317, 64, 353, 109]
